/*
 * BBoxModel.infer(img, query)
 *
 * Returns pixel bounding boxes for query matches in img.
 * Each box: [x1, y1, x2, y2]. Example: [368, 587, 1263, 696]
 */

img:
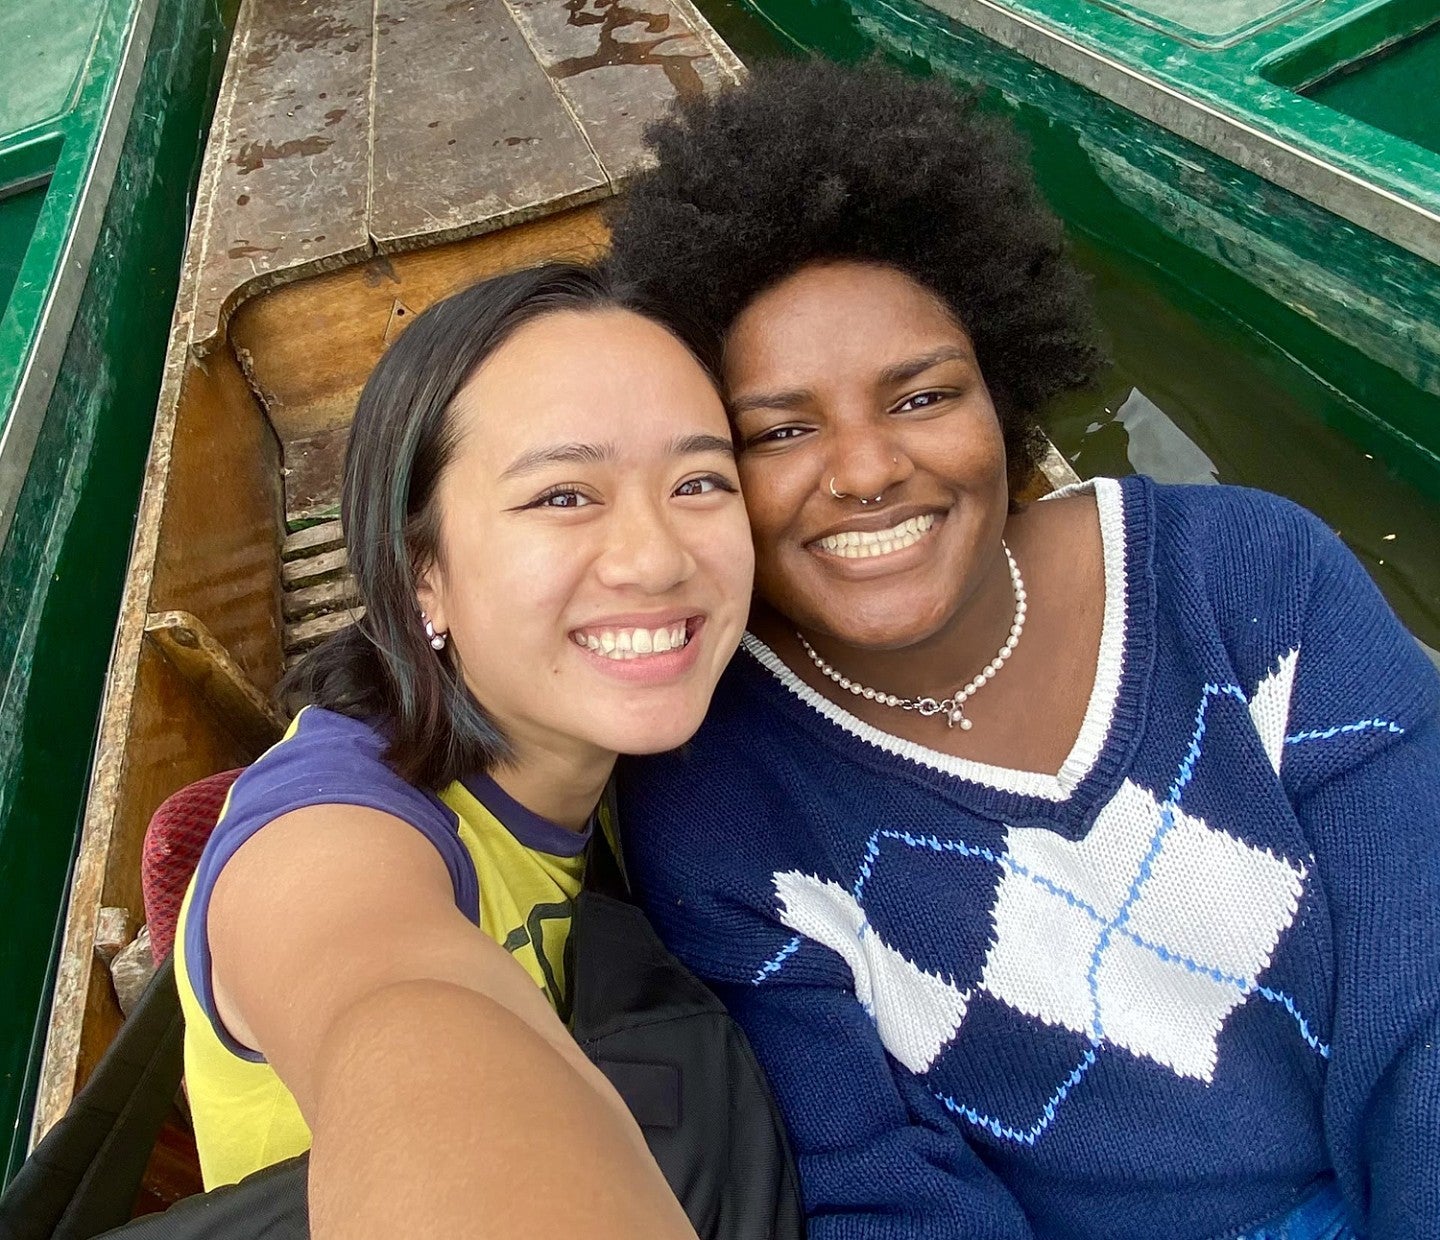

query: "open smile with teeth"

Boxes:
[570, 620, 694, 660]
[815, 513, 937, 559]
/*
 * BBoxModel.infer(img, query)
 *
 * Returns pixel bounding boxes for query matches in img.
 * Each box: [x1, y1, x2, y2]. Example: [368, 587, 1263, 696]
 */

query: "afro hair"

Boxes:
[605, 58, 1104, 485]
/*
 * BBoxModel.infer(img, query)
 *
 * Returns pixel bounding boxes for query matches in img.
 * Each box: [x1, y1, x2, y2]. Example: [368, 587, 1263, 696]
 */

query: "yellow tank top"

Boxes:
[173, 707, 588, 1188]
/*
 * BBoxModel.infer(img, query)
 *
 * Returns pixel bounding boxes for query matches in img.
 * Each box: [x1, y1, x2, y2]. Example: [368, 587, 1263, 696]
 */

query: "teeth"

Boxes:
[817, 514, 936, 558]
[571, 623, 691, 661]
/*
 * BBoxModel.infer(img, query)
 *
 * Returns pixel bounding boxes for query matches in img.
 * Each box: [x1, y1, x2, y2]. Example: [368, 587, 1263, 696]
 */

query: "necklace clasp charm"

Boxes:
[947, 705, 972, 731]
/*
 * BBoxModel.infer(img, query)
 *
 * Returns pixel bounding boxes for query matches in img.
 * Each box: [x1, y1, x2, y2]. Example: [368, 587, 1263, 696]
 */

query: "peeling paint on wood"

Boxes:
[504, 0, 742, 179]
[191, 0, 374, 343]
[369, 0, 607, 252]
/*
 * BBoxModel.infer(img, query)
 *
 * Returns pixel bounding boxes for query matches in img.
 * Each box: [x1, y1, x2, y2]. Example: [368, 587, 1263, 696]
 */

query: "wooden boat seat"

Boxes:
[141, 770, 243, 965]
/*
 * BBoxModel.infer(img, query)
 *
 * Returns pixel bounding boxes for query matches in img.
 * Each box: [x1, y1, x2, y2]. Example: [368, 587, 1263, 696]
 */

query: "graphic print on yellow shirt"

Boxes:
[174, 707, 589, 1188]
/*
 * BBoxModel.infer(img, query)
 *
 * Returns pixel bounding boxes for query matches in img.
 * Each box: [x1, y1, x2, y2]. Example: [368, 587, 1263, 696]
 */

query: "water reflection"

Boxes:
[1046, 238, 1440, 662]
[1109, 388, 1220, 487]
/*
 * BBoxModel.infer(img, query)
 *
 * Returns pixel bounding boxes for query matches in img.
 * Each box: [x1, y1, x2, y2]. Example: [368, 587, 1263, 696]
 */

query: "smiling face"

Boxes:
[725, 261, 1010, 651]
[416, 307, 754, 772]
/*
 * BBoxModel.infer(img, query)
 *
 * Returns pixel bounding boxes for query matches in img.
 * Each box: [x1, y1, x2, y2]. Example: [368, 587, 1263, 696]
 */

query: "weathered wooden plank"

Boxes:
[284, 574, 358, 621]
[286, 607, 364, 654]
[282, 518, 345, 559]
[147, 347, 286, 695]
[369, 0, 608, 253]
[502, 0, 743, 182]
[34, 641, 256, 1141]
[145, 611, 289, 755]
[282, 545, 348, 588]
[191, 0, 375, 345]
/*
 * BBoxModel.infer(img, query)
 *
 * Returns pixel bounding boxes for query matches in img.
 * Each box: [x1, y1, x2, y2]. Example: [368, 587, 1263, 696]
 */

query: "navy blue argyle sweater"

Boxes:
[618, 476, 1440, 1240]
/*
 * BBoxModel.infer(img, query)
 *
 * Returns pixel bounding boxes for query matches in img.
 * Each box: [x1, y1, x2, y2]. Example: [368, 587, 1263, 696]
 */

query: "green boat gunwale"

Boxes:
[0, 0, 165, 551]
[905, 0, 1440, 267]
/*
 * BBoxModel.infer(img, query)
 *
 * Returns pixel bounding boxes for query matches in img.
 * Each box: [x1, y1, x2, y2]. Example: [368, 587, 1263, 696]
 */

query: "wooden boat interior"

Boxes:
[29, 0, 743, 1203]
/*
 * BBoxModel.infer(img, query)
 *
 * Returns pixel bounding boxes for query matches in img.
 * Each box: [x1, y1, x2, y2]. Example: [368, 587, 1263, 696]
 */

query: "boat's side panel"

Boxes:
[1, 0, 240, 1180]
[149, 351, 285, 692]
[913, 0, 1440, 266]
[31, 342, 279, 1140]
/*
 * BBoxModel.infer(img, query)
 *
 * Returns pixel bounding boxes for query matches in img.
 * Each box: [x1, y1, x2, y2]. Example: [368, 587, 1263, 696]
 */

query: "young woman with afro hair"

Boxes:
[609, 59, 1440, 1240]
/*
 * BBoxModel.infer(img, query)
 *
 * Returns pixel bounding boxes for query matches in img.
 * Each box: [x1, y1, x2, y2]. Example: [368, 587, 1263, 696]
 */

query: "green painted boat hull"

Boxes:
[0, 0, 237, 1183]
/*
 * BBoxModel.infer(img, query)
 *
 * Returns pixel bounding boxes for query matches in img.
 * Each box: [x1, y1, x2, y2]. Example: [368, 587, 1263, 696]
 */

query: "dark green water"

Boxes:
[694, 0, 1440, 658]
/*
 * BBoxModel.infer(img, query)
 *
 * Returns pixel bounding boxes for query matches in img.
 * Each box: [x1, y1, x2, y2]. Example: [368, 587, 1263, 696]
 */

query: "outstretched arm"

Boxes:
[207, 804, 695, 1240]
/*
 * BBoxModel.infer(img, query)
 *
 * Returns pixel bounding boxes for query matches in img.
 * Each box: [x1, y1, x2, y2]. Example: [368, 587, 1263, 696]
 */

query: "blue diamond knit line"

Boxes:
[1083, 801, 1175, 1041]
[1086, 683, 1247, 1040]
[1169, 682, 1248, 802]
[1126, 929, 1331, 1057]
[763, 824, 1333, 1058]
[1286, 719, 1402, 744]
[751, 935, 802, 986]
[933, 1048, 1099, 1146]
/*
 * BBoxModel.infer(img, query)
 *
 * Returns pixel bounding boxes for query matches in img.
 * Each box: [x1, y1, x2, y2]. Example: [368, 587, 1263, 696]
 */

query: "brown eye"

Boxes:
[529, 487, 593, 509]
[674, 474, 738, 498]
[747, 425, 810, 448]
[895, 390, 950, 413]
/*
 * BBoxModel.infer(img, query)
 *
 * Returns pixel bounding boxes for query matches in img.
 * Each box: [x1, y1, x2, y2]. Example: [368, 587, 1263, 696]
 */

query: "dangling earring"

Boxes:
[421, 611, 447, 651]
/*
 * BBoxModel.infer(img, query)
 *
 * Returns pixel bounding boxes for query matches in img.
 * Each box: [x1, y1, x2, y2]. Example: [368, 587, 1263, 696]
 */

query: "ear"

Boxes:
[415, 563, 448, 635]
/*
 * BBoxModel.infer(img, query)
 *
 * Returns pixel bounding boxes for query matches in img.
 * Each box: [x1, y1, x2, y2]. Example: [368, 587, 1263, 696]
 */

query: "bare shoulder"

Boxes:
[207, 804, 476, 1106]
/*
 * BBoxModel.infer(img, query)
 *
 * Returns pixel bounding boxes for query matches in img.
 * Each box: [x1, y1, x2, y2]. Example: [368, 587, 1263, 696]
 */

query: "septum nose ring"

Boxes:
[828, 476, 888, 506]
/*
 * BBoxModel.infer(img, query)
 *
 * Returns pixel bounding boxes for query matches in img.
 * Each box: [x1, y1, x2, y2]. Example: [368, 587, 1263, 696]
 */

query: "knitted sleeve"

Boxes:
[712, 968, 1034, 1239]
[1279, 516, 1440, 1236]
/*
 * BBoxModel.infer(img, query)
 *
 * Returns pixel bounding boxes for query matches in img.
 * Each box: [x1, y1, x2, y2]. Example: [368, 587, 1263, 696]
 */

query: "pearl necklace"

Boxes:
[797, 541, 1027, 731]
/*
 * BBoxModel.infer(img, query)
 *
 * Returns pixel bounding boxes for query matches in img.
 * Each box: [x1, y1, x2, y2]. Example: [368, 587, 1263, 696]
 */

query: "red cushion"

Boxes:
[141, 769, 244, 963]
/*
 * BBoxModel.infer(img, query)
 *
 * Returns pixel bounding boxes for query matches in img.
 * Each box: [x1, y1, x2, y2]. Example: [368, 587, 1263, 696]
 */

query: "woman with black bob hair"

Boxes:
[609, 60, 1440, 1239]
[172, 262, 754, 1237]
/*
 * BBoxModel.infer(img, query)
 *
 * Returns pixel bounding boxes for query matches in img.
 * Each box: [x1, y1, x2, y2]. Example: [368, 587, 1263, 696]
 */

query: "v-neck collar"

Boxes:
[738, 476, 1155, 821]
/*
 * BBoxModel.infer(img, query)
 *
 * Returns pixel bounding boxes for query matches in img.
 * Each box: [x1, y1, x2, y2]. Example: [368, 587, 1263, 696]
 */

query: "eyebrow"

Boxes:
[499, 432, 734, 481]
[877, 346, 975, 388]
[728, 346, 976, 417]
[669, 432, 735, 459]
[500, 440, 615, 480]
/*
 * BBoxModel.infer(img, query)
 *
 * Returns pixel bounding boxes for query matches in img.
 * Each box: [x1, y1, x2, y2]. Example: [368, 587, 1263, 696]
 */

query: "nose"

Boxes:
[826, 418, 912, 502]
[594, 495, 697, 595]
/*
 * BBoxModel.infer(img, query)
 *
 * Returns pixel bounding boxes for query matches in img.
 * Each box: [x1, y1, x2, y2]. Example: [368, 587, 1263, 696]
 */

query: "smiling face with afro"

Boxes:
[604, 58, 1103, 491]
